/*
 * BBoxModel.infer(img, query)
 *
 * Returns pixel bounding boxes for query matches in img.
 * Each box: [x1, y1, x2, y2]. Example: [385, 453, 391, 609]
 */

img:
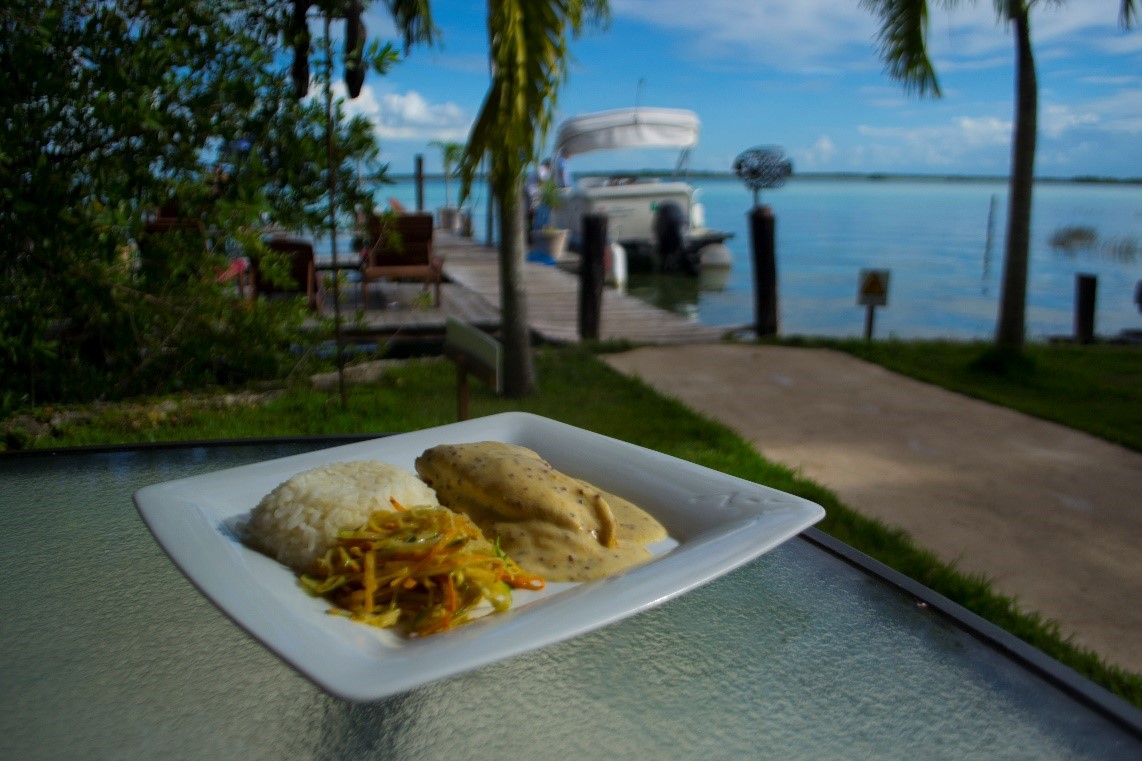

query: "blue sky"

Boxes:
[335, 0, 1142, 179]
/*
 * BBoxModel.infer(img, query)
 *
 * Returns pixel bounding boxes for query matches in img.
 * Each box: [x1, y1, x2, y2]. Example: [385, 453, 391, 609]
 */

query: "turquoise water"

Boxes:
[373, 177, 1142, 341]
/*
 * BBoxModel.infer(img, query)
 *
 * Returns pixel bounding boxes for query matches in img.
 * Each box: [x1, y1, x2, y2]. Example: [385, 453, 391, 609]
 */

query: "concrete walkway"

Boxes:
[603, 343, 1142, 675]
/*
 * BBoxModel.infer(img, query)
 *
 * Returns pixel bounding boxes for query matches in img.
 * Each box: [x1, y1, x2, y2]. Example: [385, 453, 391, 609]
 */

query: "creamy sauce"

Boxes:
[415, 442, 667, 582]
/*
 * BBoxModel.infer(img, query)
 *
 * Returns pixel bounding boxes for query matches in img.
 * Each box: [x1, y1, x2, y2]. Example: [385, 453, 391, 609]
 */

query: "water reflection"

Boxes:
[698, 266, 732, 292]
[625, 268, 732, 322]
[625, 273, 701, 320]
[625, 262, 730, 322]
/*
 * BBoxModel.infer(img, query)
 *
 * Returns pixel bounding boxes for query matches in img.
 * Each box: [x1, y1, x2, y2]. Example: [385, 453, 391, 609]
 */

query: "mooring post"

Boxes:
[750, 205, 778, 336]
[579, 213, 607, 341]
[1075, 273, 1097, 344]
[414, 154, 424, 212]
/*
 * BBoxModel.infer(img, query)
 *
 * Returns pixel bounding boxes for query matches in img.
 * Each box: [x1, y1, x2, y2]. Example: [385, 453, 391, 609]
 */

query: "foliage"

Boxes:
[429, 140, 464, 208]
[536, 176, 566, 223]
[0, 0, 392, 413]
[1047, 225, 1098, 251]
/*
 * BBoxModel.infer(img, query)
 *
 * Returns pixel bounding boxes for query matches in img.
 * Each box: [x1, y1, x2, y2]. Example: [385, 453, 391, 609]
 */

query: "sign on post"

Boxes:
[857, 269, 890, 340]
[858, 269, 890, 306]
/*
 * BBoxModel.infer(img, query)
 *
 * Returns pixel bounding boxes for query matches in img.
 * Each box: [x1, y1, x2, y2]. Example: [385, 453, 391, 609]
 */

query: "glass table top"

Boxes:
[2, 441, 1139, 760]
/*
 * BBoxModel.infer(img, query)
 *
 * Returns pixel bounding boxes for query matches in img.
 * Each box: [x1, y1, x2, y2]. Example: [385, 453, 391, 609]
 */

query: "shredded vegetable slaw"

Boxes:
[300, 502, 545, 636]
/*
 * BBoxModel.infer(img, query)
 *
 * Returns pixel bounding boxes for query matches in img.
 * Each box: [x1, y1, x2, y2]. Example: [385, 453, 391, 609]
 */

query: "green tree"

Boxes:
[861, 0, 1136, 353]
[0, 0, 391, 409]
[458, 0, 610, 396]
[429, 140, 464, 209]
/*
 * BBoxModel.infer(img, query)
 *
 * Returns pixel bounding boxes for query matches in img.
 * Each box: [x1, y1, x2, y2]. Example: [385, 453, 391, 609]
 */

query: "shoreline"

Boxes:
[390, 171, 1142, 185]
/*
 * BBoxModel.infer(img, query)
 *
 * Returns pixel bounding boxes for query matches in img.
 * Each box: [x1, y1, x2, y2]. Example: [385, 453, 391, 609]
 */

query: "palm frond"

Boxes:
[860, 0, 942, 97]
[380, 0, 438, 50]
[460, 0, 603, 204]
[1122, 0, 1138, 29]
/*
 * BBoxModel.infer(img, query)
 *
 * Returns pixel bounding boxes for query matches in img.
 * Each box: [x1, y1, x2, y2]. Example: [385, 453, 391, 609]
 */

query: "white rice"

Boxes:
[244, 460, 440, 572]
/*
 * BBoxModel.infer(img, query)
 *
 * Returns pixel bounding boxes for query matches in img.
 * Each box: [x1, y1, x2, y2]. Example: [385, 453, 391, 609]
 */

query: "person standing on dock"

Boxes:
[526, 159, 552, 231]
[554, 148, 571, 188]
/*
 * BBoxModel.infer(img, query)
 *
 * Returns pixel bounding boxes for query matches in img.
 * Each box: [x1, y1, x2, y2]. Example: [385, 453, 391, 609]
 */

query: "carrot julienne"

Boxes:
[300, 506, 545, 636]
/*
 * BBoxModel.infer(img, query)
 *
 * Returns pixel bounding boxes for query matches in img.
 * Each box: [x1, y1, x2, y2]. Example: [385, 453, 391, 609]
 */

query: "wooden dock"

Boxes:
[320, 230, 724, 345]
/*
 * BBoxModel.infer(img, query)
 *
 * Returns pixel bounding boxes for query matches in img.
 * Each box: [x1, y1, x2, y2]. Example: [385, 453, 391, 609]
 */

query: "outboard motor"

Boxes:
[657, 201, 698, 273]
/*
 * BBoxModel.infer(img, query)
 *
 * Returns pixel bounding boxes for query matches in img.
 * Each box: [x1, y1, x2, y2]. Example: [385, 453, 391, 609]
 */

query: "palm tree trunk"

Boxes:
[497, 178, 535, 396]
[996, 4, 1037, 352]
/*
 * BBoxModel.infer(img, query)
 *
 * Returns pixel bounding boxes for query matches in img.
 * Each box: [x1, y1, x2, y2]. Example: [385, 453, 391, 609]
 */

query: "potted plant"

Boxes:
[430, 140, 463, 233]
[534, 178, 569, 260]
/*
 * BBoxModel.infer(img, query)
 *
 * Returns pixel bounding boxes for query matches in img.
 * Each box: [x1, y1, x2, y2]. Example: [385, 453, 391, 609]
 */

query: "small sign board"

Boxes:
[444, 317, 501, 393]
[858, 269, 890, 307]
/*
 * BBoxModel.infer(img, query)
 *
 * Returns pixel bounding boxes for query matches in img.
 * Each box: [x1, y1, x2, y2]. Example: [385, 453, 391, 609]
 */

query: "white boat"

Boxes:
[549, 108, 733, 276]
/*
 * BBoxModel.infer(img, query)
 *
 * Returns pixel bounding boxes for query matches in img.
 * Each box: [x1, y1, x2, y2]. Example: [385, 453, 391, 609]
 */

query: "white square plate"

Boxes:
[135, 412, 825, 702]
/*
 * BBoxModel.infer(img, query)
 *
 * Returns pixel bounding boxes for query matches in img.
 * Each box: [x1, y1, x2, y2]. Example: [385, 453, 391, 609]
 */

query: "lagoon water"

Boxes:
[376, 176, 1142, 342]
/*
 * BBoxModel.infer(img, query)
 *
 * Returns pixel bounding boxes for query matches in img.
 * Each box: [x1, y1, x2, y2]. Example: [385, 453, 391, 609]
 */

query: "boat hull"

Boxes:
[552, 179, 693, 247]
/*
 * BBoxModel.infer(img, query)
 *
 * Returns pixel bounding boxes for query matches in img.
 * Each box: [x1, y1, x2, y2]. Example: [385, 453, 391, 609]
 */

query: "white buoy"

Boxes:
[690, 201, 707, 230]
[608, 241, 628, 292]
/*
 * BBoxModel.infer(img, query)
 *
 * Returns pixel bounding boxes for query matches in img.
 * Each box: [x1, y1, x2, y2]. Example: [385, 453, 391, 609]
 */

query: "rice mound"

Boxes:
[245, 460, 440, 572]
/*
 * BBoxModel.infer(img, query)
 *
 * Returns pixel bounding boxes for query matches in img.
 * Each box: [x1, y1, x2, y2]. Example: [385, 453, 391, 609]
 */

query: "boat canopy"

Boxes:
[553, 108, 700, 158]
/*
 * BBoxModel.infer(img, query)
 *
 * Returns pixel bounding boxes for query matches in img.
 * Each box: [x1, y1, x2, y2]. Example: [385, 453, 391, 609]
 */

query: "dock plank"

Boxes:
[312, 230, 725, 345]
[436, 233, 724, 345]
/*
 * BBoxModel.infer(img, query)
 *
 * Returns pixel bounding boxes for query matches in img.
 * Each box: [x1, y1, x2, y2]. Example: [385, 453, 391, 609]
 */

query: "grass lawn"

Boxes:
[805, 338, 1142, 453]
[3, 341, 1140, 707]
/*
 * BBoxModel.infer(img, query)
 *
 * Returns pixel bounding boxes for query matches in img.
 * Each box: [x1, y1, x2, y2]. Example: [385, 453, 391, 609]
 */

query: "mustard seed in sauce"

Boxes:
[415, 441, 668, 582]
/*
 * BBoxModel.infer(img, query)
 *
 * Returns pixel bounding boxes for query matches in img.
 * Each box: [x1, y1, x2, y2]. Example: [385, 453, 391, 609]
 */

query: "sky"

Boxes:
[333, 0, 1142, 179]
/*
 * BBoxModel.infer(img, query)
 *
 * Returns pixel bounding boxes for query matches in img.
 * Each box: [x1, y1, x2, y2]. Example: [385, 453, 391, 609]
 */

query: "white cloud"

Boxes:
[613, 0, 1137, 74]
[800, 135, 835, 167]
[954, 116, 1012, 147]
[611, 0, 1018, 72]
[1073, 87, 1142, 133]
[1098, 33, 1142, 55]
[333, 83, 472, 143]
[1031, 0, 1137, 42]
[1100, 115, 1142, 133]
[1040, 104, 1100, 138]
[1078, 75, 1139, 86]
[613, 0, 877, 69]
[852, 115, 1012, 169]
[857, 117, 1008, 146]
[374, 91, 470, 140]
[839, 86, 1135, 172]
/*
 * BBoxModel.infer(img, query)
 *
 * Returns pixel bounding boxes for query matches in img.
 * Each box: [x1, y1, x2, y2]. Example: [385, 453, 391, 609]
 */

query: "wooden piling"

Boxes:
[414, 154, 424, 212]
[1075, 273, 1097, 344]
[579, 213, 607, 340]
[750, 206, 778, 336]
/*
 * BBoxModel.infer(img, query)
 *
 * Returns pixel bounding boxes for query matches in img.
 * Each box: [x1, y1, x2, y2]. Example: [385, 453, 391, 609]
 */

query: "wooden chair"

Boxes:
[360, 211, 442, 308]
[249, 236, 321, 311]
[139, 217, 255, 297]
